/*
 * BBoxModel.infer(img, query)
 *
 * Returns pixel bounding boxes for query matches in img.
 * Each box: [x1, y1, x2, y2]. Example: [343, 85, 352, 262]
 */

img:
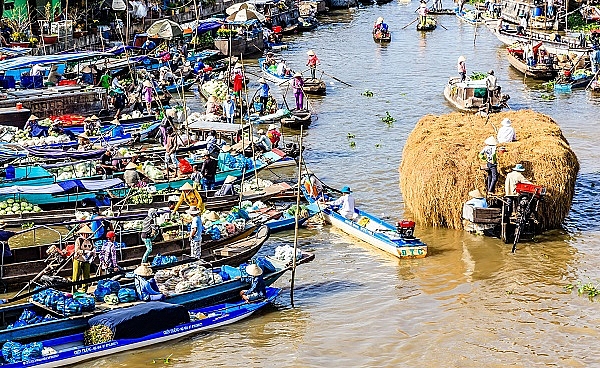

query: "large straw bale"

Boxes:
[399, 110, 579, 230]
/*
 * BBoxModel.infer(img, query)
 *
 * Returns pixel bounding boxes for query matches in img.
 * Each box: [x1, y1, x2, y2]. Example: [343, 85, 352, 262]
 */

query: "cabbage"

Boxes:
[0, 202, 7, 209]
[7, 199, 14, 204]
[33, 206, 42, 212]
[0, 210, 5, 215]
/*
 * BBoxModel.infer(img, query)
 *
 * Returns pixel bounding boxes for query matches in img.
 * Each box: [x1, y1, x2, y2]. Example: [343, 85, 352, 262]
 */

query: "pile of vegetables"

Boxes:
[2, 127, 71, 147]
[470, 71, 487, 81]
[141, 162, 164, 180]
[202, 80, 228, 101]
[0, 199, 42, 216]
[120, 110, 143, 121]
[127, 188, 153, 205]
[568, 12, 600, 32]
[50, 161, 96, 180]
[84, 325, 113, 346]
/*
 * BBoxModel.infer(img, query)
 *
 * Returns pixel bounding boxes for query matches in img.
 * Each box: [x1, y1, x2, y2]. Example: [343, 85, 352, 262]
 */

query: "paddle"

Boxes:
[402, 18, 418, 29]
[316, 69, 352, 87]
[437, 20, 448, 30]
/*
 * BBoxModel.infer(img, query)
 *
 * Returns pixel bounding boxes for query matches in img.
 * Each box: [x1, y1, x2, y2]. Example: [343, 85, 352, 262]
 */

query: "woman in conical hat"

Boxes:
[173, 182, 205, 212]
[72, 224, 96, 293]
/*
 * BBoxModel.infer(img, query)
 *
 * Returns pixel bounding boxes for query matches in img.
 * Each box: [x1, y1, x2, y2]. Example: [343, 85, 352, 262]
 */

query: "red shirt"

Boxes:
[267, 129, 281, 145]
[307, 55, 319, 67]
[233, 73, 243, 92]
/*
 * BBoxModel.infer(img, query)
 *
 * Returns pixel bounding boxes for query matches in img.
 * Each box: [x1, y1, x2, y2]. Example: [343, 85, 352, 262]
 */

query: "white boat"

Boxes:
[443, 77, 510, 113]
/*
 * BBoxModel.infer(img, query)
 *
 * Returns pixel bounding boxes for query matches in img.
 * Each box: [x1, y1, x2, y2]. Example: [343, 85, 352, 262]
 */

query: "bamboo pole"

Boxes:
[290, 125, 303, 308]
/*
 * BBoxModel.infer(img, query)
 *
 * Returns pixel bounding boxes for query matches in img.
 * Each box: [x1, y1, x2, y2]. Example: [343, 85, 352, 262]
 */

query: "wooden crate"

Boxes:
[473, 207, 502, 224]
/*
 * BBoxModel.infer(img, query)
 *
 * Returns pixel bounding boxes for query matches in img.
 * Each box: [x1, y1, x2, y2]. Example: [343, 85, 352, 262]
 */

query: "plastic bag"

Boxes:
[178, 158, 193, 174]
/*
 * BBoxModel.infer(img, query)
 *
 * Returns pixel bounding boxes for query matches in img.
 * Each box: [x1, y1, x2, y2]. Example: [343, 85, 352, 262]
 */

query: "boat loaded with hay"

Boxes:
[399, 110, 579, 250]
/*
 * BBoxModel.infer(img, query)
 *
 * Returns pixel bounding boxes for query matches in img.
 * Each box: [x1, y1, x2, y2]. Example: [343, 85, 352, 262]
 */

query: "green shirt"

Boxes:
[100, 74, 111, 89]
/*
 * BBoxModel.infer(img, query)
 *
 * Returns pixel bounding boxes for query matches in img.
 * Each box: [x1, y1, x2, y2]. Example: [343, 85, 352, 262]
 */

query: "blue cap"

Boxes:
[340, 186, 352, 194]
[513, 164, 525, 172]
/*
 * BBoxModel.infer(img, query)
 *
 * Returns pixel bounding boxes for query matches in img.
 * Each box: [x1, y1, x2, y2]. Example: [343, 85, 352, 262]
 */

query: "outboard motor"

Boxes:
[511, 183, 547, 252]
[396, 220, 415, 239]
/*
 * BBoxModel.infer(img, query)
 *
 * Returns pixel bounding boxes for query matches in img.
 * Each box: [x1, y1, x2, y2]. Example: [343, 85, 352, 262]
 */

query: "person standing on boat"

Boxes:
[304, 168, 323, 199]
[517, 14, 528, 35]
[200, 151, 218, 191]
[324, 186, 356, 220]
[254, 129, 272, 153]
[100, 149, 117, 179]
[306, 50, 319, 80]
[223, 95, 236, 124]
[485, 69, 498, 100]
[206, 130, 218, 157]
[292, 73, 305, 110]
[418, 1, 429, 27]
[164, 126, 179, 174]
[111, 74, 124, 90]
[457, 56, 467, 82]
[110, 119, 124, 138]
[267, 124, 281, 148]
[258, 78, 270, 114]
[142, 80, 154, 115]
[141, 208, 159, 264]
[72, 225, 96, 293]
[497, 118, 517, 143]
[124, 162, 142, 187]
[478, 136, 499, 195]
[547, 0, 555, 17]
[90, 206, 108, 242]
[591, 46, 600, 73]
[240, 264, 267, 302]
[100, 231, 119, 274]
[98, 70, 111, 90]
[233, 68, 244, 103]
[173, 182, 205, 212]
[215, 175, 237, 196]
[188, 206, 203, 259]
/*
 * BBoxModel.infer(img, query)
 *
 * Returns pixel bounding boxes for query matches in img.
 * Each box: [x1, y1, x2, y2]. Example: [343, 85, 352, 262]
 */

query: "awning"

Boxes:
[0, 51, 113, 71]
[0, 178, 123, 195]
[196, 21, 223, 35]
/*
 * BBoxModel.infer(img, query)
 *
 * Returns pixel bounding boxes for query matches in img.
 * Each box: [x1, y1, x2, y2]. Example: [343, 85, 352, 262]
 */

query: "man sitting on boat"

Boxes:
[504, 163, 532, 215]
[254, 129, 272, 153]
[485, 70, 498, 99]
[462, 189, 488, 222]
[323, 186, 357, 220]
[497, 118, 516, 143]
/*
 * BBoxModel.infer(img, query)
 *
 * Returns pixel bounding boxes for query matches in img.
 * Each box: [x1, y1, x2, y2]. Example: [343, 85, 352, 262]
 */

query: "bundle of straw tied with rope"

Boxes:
[399, 110, 579, 230]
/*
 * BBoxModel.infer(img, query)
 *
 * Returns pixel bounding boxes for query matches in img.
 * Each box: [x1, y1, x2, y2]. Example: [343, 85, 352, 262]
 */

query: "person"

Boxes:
[462, 188, 488, 222]
[233, 67, 243, 100]
[258, 78, 270, 114]
[478, 136, 499, 195]
[110, 119, 124, 138]
[141, 38, 156, 52]
[90, 206, 107, 242]
[517, 14, 528, 35]
[215, 175, 237, 196]
[111, 74, 123, 90]
[0, 221, 16, 263]
[205, 96, 220, 115]
[173, 182, 204, 212]
[265, 52, 276, 66]
[191, 164, 202, 189]
[432, 0, 443, 11]
[504, 163, 532, 215]
[304, 168, 323, 199]
[47, 65, 61, 85]
[83, 115, 100, 136]
[99, 70, 111, 90]
[292, 73, 305, 110]
[112, 88, 126, 119]
[217, 145, 236, 171]
[276, 60, 287, 76]
[124, 162, 142, 187]
[457, 56, 467, 82]
[591, 46, 600, 74]
[223, 95, 236, 124]
[205, 130, 218, 156]
[72, 225, 96, 293]
[240, 264, 267, 302]
[80, 65, 95, 85]
[485, 69, 498, 99]
[164, 126, 178, 173]
[159, 66, 176, 86]
[82, 191, 112, 208]
[418, 1, 429, 27]
[306, 50, 319, 79]
[326, 186, 356, 220]
[77, 132, 92, 151]
[547, 0, 555, 17]
[188, 206, 203, 259]
[100, 149, 117, 179]
[254, 129, 272, 152]
[267, 124, 281, 148]
[141, 208, 159, 264]
[200, 151, 218, 191]
[100, 231, 119, 274]
[24, 115, 47, 138]
[142, 80, 153, 114]
[30, 64, 48, 77]
[497, 118, 516, 143]
[374, 17, 384, 30]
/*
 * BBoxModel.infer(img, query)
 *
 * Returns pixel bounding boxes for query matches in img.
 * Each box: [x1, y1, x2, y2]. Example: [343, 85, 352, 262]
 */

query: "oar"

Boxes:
[316, 69, 352, 87]
[402, 18, 418, 29]
[585, 68, 600, 90]
[437, 20, 448, 30]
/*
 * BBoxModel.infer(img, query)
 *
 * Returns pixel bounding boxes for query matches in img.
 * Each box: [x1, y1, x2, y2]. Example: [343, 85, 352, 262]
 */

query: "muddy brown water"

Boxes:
[15, 4, 600, 367]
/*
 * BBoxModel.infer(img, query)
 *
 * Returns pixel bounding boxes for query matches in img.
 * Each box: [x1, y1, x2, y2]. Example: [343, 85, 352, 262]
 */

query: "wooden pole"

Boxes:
[290, 125, 303, 308]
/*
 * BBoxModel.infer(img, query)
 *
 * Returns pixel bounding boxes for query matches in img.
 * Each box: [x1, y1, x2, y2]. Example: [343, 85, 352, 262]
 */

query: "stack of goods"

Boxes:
[32, 289, 95, 316]
[94, 279, 137, 305]
[0, 199, 42, 215]
[6, 309, 57, 329]
[271, 245, 303, 264]
[239, 178, 274, 192]
[202, 80, 228, 101]
[126, 187, 154, 205]
[141, 162, 164, 180]
[151, 253, 178, 266]
[199, 209, 247, 241]
[154, 262, 224, 296]
[119, 110, 143, 121]
[50, 161, 96, 180]
[4, 127, 70, 147]
[1, 341, 44, 363]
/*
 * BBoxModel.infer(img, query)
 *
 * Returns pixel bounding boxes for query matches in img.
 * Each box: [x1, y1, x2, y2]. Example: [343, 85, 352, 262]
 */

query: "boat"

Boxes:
[443, 77, 510, 113]
[428, 8, 456, 15]
[499, 0, 557, 30]
[456, 9, 483, 24]
[417, 17, 437, 31]
[302, 184, 427, 259]
[302, 78, 327, 95]
[486, 26, 591, 57]
[506, 44, 557, 80]
[0, 250, 314, 342]
[553, 69, 595, 92]
[297, 16, 319, 31]
[280, 109, 312, 129]
[157, 80, 196, 95]
[373, 27, 392, 43]
[0, 288, 281, 368]
[258, 57, 291, 85]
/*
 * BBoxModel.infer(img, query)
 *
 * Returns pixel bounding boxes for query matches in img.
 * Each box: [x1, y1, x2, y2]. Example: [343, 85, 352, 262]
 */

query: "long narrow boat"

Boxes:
[0, 251, 314, 342]
[281, 109, 312, 129]
[302, 185, 427, 259]
[506, 48, 557, 80]
[258, 58, 326, 95]
[428, 8, 456, 15]
[0, 288, 280, 368]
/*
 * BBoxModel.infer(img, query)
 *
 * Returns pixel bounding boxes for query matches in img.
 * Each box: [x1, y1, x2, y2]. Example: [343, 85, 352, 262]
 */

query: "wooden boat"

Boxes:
[500, 0, 557, 30]
[456, 9, 483, 24]
[0, 251, 314, 342]
[0, 225, 260, 291]
[258, 57, 291, 85]
[554, 70, 594, 91]
[443, 77, 510, 113]
[302, 185, 427, 259]
[302, 78, 327, 95]
[417, 17, 437, 31]
[428, 8, 456, 15]
[297, 16, 319, 31]
[157, 80, 196, 95]
[0, 288, 280, 368]
[372, 28, 392, 43]
[281, 109, 312, 129]
[487, 26, 591, 57]
[506, 47, 557, 80]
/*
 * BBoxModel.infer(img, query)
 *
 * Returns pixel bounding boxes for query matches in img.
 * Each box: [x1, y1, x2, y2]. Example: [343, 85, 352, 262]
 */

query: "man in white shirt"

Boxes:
[504, 163, 531, 215]
[329, 186, 356, 220]
[497, 118, 516, 143]
[276, 60, 287, 76]
[30, 64, 48, 76]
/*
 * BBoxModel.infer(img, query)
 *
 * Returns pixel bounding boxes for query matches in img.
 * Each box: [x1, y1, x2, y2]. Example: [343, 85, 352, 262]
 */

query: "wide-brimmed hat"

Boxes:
[180, 182, 194, 191]
[27, 114, 39, 121]
[90, 115, 100, 121]
[111, 119, 120, 125]
[125, 162, 137, 170]
[307, 50, 315, 56]
[77, 224, 94, 234]
[246, 263, 263, 276]
[484, 136, 498, 146]
[340, 186, 352, 194]
[224, 175, 236, 184]
[376, 17, 384, 24]
[294, 72, 302, 78]
[81, 66, 92, 73]
[186, 206, 200, 215]
[221, 145, 231, 153]
[134, 263, 154, 276]
[513, 163, 525, 172]
[258, 77, 266, 83]
[501, 118, 512, 127]
[268, 124, 277, 130]
[458, 55, 466, 62]
[205, 211, 220, 221]
[468, 189, 484, 198]
[207, 96, 216, 103]
[143, 80, 153, 88]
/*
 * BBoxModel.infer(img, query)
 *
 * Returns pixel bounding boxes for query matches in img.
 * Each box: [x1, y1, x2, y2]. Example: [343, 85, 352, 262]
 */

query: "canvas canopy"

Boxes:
[147, 19, 183, 40]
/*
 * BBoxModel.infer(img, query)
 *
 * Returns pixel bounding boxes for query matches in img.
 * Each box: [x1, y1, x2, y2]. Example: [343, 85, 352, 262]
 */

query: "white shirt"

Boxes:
[505, 171, 531, 196]
[331, 194, 356, 220]
[31, 65, 48, 76]
[497, 126, 516, 143]
[276, 62, 286, 76]
[486, 75, 497, 90]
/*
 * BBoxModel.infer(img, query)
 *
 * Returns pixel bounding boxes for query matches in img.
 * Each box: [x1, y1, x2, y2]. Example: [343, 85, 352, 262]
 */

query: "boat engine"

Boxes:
[396, 220, 415, 239]
[511, 183, 546, 252]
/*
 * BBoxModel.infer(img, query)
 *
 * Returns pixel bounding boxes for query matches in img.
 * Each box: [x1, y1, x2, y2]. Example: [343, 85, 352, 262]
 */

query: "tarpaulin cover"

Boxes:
[88, 301, 190, 339]
[0, 178, 123, 194]
[196, 21, 222, 35]
[0, 51, 112, 71]
[26, 148, 107, 161]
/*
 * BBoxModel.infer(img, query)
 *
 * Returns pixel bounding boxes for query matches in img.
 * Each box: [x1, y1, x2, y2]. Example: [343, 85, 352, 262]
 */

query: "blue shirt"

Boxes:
[111, 125, 125, 138]
[464, 198, 488, 208]
[90, 214, 105, 239]
[191, 215, 203, 241]
[223, 99, 235, 117]
[92, 197, 111, 207]
[259, 83, 269, 98]
[246, 275, 266, 297]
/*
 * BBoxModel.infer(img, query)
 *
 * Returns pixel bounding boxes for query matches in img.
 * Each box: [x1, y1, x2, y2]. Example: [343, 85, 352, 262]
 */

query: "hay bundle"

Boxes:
[399, 110, 579, 230]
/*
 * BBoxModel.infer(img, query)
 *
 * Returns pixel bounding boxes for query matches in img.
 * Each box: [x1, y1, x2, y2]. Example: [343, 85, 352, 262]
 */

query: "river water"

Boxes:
[78, 4, 600, 367]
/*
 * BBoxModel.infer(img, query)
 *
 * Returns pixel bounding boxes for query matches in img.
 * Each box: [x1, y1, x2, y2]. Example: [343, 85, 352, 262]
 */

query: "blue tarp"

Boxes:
[0, 178, 123, 194]
[196, 21, 222, 35]
[0, 51, 113, 71]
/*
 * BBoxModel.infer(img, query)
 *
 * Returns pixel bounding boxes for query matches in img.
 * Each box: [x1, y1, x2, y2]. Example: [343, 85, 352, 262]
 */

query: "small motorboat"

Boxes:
[506, 43, 557, 80]
[443, 76, 510, 113]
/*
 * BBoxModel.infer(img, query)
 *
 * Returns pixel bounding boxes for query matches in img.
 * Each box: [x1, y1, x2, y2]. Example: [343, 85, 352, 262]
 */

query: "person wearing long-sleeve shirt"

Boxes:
[100, 231, 119, 274]
[327, 186, 356, 220]
[240, 264, 267, 301]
